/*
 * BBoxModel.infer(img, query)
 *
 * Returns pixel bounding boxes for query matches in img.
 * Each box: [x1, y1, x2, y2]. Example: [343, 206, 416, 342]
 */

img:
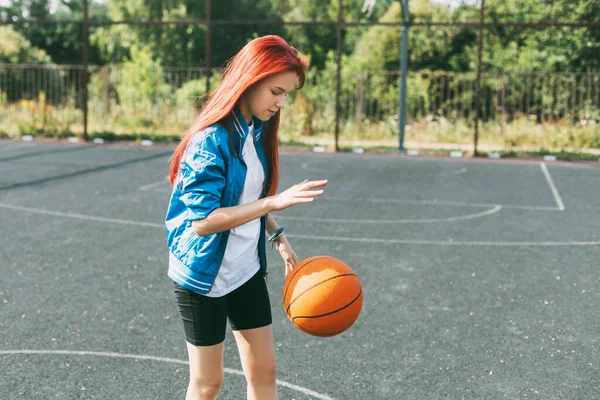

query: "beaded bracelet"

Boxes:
[268, 227, 285, 250]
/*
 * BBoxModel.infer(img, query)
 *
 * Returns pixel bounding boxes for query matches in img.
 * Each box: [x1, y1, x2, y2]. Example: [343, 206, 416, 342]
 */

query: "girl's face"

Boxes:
[239, 71, 298, 123]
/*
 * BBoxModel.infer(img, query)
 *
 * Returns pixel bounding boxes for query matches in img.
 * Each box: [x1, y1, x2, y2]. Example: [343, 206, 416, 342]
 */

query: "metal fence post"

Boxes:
[398, 0, 410, 153]
[81, 0, 89, 141]
[335, 0, 343, 152]
[474, 0, 485, 156]
[205, 0, 211, 94]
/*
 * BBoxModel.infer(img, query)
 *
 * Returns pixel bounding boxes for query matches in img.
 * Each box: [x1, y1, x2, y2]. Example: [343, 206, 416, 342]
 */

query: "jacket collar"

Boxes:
[232, 107, 263, 142]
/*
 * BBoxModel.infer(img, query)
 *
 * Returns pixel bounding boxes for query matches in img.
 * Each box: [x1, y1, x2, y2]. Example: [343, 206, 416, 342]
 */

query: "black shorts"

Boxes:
[173, 270, 272, 347]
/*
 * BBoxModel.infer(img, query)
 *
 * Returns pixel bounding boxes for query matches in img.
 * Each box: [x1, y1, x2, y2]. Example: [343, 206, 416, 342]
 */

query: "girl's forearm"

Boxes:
[266, 213, 281, 237]
[192, 197, 275, 237]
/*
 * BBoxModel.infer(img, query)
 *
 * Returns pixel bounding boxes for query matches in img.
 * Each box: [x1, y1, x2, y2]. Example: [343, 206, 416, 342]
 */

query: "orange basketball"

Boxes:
[282, 256, 363, 337]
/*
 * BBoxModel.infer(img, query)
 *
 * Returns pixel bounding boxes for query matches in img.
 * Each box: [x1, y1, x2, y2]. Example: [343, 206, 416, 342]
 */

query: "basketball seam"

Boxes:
[285, 273, 357, 314]
[282, 256, 329, 302]
[291, 289, 363, 321]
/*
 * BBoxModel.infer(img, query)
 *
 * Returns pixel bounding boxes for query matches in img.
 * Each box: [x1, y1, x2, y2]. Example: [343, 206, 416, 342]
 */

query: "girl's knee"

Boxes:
[189, 374, 224, 398]
[247, 361, 277, 384]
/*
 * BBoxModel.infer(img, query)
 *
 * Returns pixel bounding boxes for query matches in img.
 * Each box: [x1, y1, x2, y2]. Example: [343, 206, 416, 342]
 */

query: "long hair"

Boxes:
[169, 35, 309, 197]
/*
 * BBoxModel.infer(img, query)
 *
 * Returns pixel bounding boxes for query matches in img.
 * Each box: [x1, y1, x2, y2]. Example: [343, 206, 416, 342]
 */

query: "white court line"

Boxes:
[324, 196, 560, 211]
[1, 202, 597, 246]
[0, 201, 503, 226]
[540, 163, 565, 211]
[0, 349, 335, 400]
[276, 205, 502, 224]
[136, 188, 561, 212]
[286, 234, 600, 246]
[137, 175, 561, 213]
[139, 178, 169, 191]
[0, 203, 164, 228]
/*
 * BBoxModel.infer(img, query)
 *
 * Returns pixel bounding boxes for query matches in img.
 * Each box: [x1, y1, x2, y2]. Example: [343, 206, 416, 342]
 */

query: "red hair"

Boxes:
[169, 35, 309, 197]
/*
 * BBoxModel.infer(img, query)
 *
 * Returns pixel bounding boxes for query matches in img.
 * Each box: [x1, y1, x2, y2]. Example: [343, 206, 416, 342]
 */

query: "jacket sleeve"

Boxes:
[177, 128, 226, 221]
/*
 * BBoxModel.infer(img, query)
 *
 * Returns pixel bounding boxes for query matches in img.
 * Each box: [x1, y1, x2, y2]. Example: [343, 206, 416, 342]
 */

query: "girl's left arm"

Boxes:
[266, 213, 300, 276]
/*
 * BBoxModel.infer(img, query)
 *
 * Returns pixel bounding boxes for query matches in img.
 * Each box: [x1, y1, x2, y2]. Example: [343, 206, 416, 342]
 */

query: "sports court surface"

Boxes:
[1, 139, 599, 399]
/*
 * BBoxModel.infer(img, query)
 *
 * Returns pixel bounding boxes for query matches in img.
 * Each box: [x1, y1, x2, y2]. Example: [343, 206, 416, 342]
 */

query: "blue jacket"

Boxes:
[165, 108, 270, 295]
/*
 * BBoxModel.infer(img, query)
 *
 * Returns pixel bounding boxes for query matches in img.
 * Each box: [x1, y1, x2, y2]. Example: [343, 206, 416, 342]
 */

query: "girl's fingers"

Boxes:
[296, 198, 314, 204]
[285, 262, 294, 275]
[300, 180, 328, 190]
[296, 190, 324, 197]
[312, 180, 329, 187]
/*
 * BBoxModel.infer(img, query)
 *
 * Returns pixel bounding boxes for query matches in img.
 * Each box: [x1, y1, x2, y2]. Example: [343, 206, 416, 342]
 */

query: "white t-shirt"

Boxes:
[206, 124, 264, 297]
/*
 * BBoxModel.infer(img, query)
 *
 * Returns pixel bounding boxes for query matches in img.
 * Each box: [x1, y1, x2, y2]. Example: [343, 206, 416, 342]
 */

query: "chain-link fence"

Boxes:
[1, 0, 599, 152]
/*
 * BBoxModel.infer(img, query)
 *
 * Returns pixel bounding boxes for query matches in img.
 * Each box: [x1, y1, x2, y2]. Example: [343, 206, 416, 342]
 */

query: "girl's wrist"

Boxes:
[268, 227, 284, 243]
[268, 227, 285, 251]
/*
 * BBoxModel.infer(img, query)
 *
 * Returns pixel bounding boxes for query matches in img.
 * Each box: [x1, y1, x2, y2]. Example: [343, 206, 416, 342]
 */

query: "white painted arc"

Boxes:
[276, 205, 503, 224]
[323, 196, 561, 211]
[0, 202, 164, 228]
[0, 202, 503, 226]
[136, 181, 564, 212]
[0, 349, 336, 400]
[1, 202, 597, 246]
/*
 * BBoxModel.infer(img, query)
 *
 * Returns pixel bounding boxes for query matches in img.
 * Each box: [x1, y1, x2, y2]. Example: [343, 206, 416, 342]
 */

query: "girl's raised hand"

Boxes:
[268, 179, 328, 212]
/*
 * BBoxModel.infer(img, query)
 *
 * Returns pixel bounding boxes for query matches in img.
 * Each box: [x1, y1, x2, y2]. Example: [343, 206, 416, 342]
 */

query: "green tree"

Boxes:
[0, 26, 67, 103]
[350, 0, 473, 72]
[92, 0, 286, 68]
[1, 0, 104, 65]
[0, 26, 52, 64]
[265, 0, 394, 69]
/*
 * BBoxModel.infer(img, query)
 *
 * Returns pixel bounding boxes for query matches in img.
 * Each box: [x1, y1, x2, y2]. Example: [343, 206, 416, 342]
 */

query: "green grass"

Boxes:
[1, 100, 598, 163]
[279, 117, 600, 150]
